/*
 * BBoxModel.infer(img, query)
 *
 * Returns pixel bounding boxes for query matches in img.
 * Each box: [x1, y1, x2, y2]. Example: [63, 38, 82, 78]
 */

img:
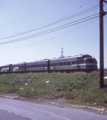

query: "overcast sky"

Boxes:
[0, 0, 107, 68]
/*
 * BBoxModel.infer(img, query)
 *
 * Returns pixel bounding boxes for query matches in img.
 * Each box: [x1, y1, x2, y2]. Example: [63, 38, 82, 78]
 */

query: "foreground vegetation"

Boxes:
[0, 71, 107, 107]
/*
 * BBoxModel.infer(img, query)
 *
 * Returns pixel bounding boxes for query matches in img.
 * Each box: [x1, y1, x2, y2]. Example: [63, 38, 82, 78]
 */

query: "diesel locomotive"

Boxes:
[0, 54, 97, 73]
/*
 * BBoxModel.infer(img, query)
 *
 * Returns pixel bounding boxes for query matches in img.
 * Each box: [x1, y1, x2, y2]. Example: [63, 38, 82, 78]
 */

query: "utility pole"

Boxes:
[99, 0, 107, 88]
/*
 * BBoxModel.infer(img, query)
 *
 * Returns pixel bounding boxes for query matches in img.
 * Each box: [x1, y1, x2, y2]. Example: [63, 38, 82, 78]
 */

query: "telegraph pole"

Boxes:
[99, 0, 107, 88]
[100, 0, 104, 88]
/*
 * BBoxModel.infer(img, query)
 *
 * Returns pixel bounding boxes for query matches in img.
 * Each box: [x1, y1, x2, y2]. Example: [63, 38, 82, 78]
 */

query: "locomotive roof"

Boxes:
[50, 54, 91, 61]
[0, 64, 11, 68]
[12, 62, 26, 66]
[26, 59, 48, 65]
[0, 54, 92, 68]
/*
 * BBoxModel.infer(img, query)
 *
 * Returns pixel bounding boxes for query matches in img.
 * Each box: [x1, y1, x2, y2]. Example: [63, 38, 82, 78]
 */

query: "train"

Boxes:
[0, 54, 97, 73]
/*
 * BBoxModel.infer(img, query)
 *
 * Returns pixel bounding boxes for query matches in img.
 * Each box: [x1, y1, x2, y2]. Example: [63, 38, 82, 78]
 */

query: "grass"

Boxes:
[0, 71, 107, 107]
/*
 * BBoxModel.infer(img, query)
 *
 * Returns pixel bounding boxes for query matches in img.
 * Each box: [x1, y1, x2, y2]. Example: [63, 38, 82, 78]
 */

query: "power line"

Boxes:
[0, 0, 59, 26]
[0, 14, 99, 46]
[29, 17, 99, 47]
[0, 6, 99, 40]
[0, 16, 99, 56]
[0, 0, 72, 29]
[0, 0, 93, 29]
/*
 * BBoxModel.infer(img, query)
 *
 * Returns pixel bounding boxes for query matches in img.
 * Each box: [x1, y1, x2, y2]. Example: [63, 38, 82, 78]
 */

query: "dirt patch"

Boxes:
[0, 94, 107, 115]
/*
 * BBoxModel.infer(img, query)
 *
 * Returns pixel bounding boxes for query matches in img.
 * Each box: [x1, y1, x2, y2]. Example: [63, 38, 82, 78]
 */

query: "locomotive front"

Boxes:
[82, 55, 97, 71]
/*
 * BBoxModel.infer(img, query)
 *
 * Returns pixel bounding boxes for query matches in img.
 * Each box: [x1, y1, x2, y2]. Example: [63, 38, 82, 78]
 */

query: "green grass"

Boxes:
[0, 71, 107, 107]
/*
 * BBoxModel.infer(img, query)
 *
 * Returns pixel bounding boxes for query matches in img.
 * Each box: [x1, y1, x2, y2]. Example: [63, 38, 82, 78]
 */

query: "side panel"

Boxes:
[26, 67, 48, 72]
[54, 65, 70, 71]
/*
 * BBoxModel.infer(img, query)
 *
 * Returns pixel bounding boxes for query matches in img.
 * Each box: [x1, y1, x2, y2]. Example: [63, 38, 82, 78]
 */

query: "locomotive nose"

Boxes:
[93, 58, 97, 64]
[84, 57, 97, 64]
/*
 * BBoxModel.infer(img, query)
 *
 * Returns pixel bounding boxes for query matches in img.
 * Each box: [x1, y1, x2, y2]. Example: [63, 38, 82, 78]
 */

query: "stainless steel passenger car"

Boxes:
[12, 62, 26, 72]
[26, 60, 49, 72]
[0, 64, 12, 73]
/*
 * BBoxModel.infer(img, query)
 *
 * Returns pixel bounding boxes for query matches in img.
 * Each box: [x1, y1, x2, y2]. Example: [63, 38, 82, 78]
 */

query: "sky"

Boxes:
[0, 0, 107, 68]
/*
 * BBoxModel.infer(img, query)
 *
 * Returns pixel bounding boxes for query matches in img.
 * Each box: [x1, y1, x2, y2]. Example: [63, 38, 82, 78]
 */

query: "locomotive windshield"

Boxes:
[84, 57, 97, 63]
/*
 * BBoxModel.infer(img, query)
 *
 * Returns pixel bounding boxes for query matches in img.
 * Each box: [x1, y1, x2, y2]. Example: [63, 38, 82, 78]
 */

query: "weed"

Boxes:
[0, 72, 107, 107]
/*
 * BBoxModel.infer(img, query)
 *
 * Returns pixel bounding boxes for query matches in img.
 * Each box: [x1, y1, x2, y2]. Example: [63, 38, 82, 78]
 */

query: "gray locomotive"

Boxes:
[0, 54, 97, 73]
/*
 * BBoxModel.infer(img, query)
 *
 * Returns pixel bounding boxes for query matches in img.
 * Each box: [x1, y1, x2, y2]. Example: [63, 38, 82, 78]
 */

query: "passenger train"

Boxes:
[0, 54, 97, 73]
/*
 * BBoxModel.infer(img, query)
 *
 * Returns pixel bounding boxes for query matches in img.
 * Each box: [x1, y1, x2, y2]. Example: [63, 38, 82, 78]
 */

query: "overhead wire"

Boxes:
[0, 0, 99, 56]
[1, 0, 93, 30]
[0, 0, 91, 27]
[0, 0, 101, 62]
[51, 0, 94, 19]
[0, 1, 99, 49]
[0, 5, 99, 40]
[0, 14, 99, 46]
[0, 13, 100, 56]
[0, 15, 99, 57]
[0, 0, 59, 26]
[0, 0, 71, 29]
[26, 17, 99, 48]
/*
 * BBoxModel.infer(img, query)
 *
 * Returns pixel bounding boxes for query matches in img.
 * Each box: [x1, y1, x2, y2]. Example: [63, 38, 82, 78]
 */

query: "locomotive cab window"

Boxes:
[82, 55, 91, 58]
